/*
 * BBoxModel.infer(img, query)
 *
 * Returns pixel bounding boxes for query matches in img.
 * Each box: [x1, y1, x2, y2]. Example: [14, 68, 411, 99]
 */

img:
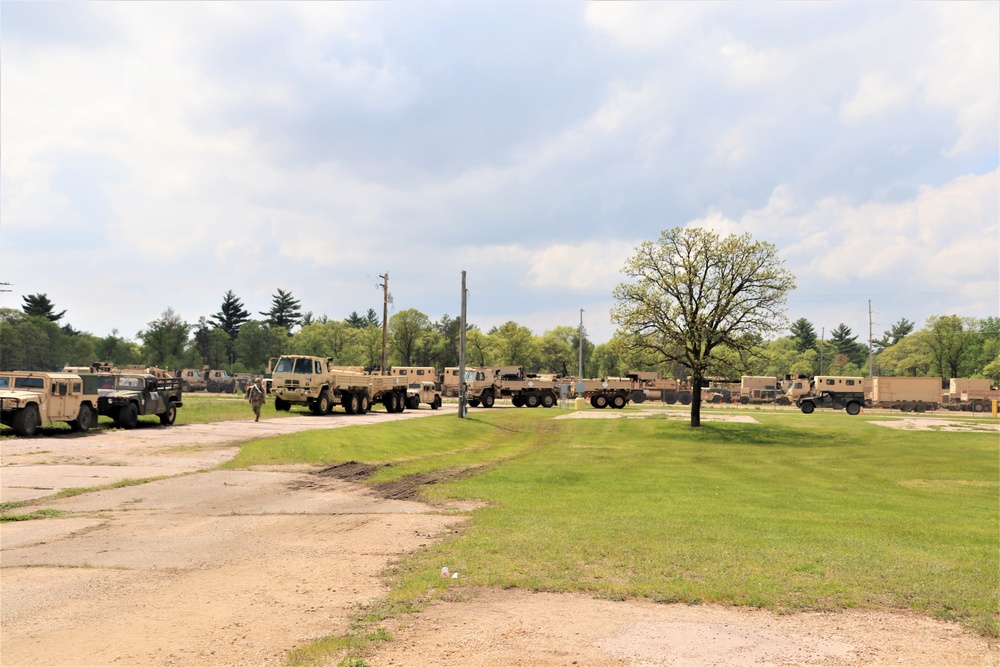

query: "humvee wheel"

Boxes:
[407, 394, 421, 410]
[611, 394, 627, 409]
[431, 395, 441, 410]
[159, 403, 177, 425]
[117, 403, 139, 429]
[541, 392, 556, 408]
[71, 405, 94, 432]
[13, 405, 41, 436]
[800, 401, 815, 415]
[845, 402, 862, 416]
[482, 392, 495, 408]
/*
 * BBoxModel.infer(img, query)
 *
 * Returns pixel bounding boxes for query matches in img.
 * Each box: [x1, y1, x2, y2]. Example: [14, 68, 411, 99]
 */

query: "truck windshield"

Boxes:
[294, 358, 312, 374]
[273, 358, 293, 373]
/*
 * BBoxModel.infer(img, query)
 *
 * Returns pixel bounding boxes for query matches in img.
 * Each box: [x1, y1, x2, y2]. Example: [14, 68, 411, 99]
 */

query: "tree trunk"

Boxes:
[690, 375, 702, 428]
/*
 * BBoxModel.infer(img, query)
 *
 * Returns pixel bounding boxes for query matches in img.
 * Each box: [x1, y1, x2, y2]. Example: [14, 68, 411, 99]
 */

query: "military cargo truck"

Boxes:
[577, 377, 633, 409]
[269, 355, 408, 414]
[465, 366, 560, 409]
[625, 372, 693, 405]
[95, 373, 183, 429]
[0, 371, 99, 436]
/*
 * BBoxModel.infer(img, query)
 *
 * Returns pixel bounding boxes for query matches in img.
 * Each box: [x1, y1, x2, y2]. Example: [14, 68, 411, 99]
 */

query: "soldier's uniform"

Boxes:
[246, 380, 265, 422]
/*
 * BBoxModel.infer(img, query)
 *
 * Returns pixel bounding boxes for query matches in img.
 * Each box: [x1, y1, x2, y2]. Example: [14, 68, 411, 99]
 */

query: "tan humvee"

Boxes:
[0, 371, 100, 436]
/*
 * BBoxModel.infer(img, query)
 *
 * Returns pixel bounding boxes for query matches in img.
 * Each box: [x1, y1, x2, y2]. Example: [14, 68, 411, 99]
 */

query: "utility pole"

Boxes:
[378, 273, 389, 375]
[868, 299, 876, 378]
[578, 309, 584, 379]
[820, 327, 824, 375]
[458, 271, 467, 419]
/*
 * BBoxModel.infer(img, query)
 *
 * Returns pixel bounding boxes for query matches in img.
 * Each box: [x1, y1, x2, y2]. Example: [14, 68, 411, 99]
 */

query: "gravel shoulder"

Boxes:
[2, 407, 997, 666]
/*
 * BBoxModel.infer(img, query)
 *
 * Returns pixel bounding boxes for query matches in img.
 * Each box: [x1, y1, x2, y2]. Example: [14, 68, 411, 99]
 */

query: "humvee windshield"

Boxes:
[97, 376, 116, 390]
[0, 376, 10, 389]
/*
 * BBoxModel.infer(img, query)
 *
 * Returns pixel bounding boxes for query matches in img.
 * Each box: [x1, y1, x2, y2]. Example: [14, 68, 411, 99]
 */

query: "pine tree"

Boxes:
[210, 290, 251, 340]
[789, 317, 818, 352]
[260, 289, 302, 333]
[22, 293, 66, 322]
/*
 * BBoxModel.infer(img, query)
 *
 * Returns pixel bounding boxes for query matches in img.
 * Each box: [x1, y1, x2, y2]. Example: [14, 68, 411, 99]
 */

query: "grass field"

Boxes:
[229, 407, 999, 639]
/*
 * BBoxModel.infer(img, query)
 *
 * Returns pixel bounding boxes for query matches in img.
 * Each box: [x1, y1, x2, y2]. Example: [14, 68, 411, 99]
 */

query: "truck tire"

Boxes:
[407, 394, 420, 410]
[800, 401, 815, 415]
[679, 392, 692, 405]
[358, 394, 370, 414]
[512, 396, 524, 408]
[274, 397, 291, 411]
[468, 398, 480, 408]
[630, 390, 646, 404]
[117, 403, 139, 429]
[777, 396, 790, 406]
[159, 402, 177, 425]
[845, 402, 862, 416]
[663, 391, 677, 404]
[541, 392, 556, 408]
[482, 392, 495, 408]
[70, 404, 94, 432]
[739, 395, 750, 404]
[525, 393, 540, 408]
[431, 395, 441, 410]
[591, 394, 608, 409]
[344, 393, 359, 414]
[13, 404, 41, 436]
[317, 391, 332, 415]
[611, 394, 627, 409]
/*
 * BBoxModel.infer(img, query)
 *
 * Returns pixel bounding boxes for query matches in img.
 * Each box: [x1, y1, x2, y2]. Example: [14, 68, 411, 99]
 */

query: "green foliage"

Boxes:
[922, 315, 974, 378]
[210, 290, 251, 340]
[488, 321, 537, 367]
[290, 321, 365, 365]
[137, 307, 190, 367]
[388, 309, 432, 367]
[0, 309, 72, 370]
[789, 317, 817, 352]
[260, 289, 302, 333]
[21, 293, 66, 322]
[233, 320, 288, 373]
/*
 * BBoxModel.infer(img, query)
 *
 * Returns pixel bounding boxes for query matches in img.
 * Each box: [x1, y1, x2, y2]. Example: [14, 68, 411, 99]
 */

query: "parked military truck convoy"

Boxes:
[2, 356, 997, 436]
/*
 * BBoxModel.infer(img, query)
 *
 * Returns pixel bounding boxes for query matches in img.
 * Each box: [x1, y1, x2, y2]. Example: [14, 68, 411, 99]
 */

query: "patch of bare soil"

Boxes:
[2, 409, 997, 666]
[869, 417, 1000, 432]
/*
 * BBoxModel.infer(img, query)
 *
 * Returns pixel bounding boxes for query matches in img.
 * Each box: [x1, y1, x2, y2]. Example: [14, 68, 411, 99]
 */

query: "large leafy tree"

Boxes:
[488, 321, 537, 368]
[211, 290, 251, 340]
[789, 317, 818, 353]
[0, 308, 68, 370]
[611, 226, 795, 427]
[922, 315, 973, 378]
[260, 289, 302, 333]
[234, 320, 288, 372]
[21, 293, 66, 322]
[137, 308, 190, 367]
[290, 320, 364, 365]
[192, 317, 231, 369]
[388, 308, 432, 366]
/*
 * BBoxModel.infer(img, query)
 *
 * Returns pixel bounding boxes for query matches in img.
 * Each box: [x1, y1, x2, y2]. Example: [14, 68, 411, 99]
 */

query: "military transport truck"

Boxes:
[95, 373, 183, 429]
[465, 366, 561, 408]
[269, 355, 409, 414]
[625, 372, 693, 405]
[576, 377, 634, 409]
[0, 371, 100, 436]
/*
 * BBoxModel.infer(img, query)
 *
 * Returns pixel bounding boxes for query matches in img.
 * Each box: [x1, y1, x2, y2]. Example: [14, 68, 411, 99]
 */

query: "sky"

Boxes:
[1, 1, 998, 347]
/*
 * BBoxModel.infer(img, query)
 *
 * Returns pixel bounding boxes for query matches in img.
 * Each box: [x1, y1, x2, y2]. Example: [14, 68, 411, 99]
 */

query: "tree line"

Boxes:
[3, 289, 998, 384]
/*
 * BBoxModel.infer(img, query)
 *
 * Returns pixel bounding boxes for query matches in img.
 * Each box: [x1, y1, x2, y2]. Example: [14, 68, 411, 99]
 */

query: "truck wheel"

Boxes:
[274, 397, 291, 411]
[973, 402, 985, 412]
[525, 393, 540, 408]
[663, 391, 677, 404]
[739, 396, 750, 405]
[800, 401, 815, 415]
[482, 392, 495, 408]
[407, 394, 421, 410]
[777, 396, 790, 406]
[541, 392, 556, 408]
[591, 394, 607, 409]
[159, 403, 177, 425]
[317, 391, 332, 415]
[467, 398, 480, 408]
[630, 391, 646, 404]
[431, 395, 441, 410]
[13, 404, 41, 436]
[117, 403, 139, 429]
[679, 392, 692, 405]
[711, 394, 723, 404]
[358, 394, 370, 414]
[512, 396, 524, 407]
[70, 404, 94, 432]
[611, 394, 626, 409]
[845, 402, 862, 416]
[344, 393, 359, 414]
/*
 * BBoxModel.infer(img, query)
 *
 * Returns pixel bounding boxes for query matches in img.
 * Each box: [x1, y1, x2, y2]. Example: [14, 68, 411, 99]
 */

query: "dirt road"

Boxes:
[1, 408, 996, 666]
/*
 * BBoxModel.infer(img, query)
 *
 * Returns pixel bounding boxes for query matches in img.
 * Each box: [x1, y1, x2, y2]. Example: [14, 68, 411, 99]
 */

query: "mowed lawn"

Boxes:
[228, 408, 999, 637]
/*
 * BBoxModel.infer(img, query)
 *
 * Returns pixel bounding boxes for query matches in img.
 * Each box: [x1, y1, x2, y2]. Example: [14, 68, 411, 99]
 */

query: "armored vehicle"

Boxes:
[797, 390, 865, 415]
[96, 373, 183, 429]
[0, 371, 99, 436]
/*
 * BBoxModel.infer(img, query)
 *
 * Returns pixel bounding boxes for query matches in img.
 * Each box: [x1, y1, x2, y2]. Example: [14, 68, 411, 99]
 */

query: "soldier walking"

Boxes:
[246, 378, 266, 422]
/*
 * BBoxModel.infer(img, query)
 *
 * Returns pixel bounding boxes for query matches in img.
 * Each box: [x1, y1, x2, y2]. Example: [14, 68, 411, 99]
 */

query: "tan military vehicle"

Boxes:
[0, 371, 99, 436]
[269, 355, 408, 414]
[388, 367, 443, 409]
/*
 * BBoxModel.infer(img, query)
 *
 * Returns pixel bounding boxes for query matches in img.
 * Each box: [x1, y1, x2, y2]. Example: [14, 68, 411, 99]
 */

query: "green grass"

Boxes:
[233, 408, 997, 665]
